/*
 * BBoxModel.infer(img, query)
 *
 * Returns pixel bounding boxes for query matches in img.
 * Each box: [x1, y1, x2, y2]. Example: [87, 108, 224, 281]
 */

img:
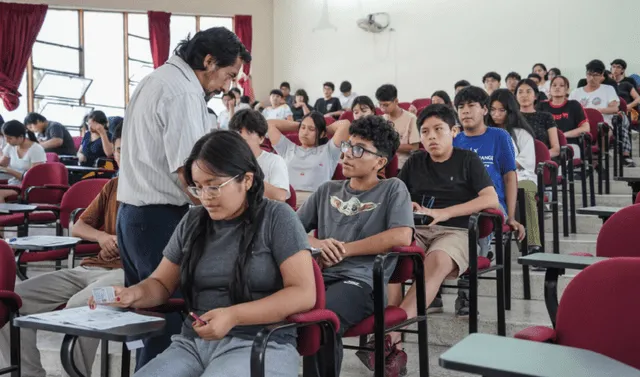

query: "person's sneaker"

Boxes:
[528, 246, 545, 271]
[455, 279, 470, 317]
[355, 335, 394, 371]
[385, 348, 408, 377]
[624, 158, 636, 167]
[427, 296, 444, 314]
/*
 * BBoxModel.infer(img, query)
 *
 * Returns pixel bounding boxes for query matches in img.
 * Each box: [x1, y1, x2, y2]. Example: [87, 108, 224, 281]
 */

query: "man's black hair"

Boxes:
[229, 109, 268, 138]
[270, 89, 284, 97]
[240, 95, 251, 104]
[482, 71, 501, 83]
[229, 87, 242, 96]
[454, 86, 489, 108]
[611, 59, 627, 70]
[527, 73, 542, 81]
[577, 78, 587, 88]
[222, 92, 234, 99]
[175, 27, 251, 70]
[375, 84, 398, 102]
[417, 104, 457, 130]
[586, 59, 606, 74]
[454, 80, 471, 90]
[348, 115, 400, 159]
[280, 82, 291, 89]
[339, 81, 352, 93]
[506, 72, 521, 81]
[24, 112, 47, 126]
[323, 82, 335, 91]
[111, 121, 123, 143]
[0, 115, 4, 128]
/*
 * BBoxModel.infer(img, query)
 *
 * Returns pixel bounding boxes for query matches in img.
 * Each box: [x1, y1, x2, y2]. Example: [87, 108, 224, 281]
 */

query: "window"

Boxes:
[200, 16, 233, 31]
[169, 15, 197, 56]
[84, 11, 125, 111]
[32, 10, 80, 75]
[127, 13, 153, 98]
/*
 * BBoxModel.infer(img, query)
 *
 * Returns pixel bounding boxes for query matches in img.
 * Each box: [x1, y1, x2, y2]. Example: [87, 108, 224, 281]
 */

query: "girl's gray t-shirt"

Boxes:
[163, 200, 310, 345]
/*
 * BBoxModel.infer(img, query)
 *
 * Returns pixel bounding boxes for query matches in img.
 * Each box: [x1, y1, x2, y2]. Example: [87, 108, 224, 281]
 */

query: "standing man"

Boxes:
[117, 27, 251, 369]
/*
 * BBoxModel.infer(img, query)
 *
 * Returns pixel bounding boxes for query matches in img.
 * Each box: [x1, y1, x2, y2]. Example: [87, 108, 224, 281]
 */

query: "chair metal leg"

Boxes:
[504, 233, 512, 311]
[561, 162, 569, 238]
[9, 312, 20, 377]
[568, 160, 577, 234]
[468, 217, 479, 334]
[100, 341, 109, 377]
[551, 166, 560, 255]
[517, 189, 531, 300]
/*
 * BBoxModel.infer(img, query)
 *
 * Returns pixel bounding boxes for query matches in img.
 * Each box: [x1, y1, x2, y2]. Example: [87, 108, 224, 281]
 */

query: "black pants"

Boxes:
[311, 277, 374, 377]
[116, 203, 189, 370]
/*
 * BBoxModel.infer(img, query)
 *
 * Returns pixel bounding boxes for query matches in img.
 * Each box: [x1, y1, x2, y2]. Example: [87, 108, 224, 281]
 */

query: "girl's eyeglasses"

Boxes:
[187, 174, 240, 198]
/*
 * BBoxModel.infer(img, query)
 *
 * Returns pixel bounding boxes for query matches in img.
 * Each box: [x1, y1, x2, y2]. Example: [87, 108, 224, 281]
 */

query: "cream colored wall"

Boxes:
[4, 0, 274, 101]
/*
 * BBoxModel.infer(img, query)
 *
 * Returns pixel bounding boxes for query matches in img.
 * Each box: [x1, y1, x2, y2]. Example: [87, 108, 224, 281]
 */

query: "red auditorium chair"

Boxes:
[332, 164, 346, 180]
[0, 240, 22, 377]
[412, 98, 431, 109]
[636, 192, 640, 204]
[260, 138, 274, 152]
[555, 131, 577, 236]
[14, 179, 108, 280]
[583, 108, 610, 198]
[339, 111, 354, 122]
[72, 136, 82, 151]
[385, 154, 398, 178]
[375, 108, 384, 116]
[398, 102, 411, 111]
[286, 185, 297, 210]
[514, 257, 640, 371]
[324, 116, 335, 126]
[0, 163, 69, 238]
[251, 259, 341, 377]
[284, 132, 301, 146]
[46, 153, 59, 163]
[534, 140, 560, 254]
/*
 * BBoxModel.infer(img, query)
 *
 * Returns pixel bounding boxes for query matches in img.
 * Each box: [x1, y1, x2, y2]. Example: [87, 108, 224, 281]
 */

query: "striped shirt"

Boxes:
[117, 55, 208, 206]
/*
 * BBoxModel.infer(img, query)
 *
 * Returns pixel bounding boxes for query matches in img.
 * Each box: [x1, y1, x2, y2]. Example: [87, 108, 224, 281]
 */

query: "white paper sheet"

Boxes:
[8, 236, 82, 247]
[20, 306, 163, 330]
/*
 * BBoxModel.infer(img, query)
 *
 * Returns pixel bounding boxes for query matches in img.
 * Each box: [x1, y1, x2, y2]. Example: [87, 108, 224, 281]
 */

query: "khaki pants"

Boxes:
[519, 180, 541, 247]
[0, 267, 124, 377]
[415, 225, 469, 277]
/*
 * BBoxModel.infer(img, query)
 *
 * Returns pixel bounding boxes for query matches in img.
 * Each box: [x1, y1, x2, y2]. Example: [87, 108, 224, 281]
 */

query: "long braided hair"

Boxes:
[181, 130, 266, 309]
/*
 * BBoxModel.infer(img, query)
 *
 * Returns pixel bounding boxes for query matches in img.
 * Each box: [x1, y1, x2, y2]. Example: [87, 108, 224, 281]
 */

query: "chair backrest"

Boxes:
[533, 139, 554, 185]
[260, 138, 273, 153]
[385, 154, 399, 178]
[398, 102, 411, 111]
[555, 257, 640, 370]
[556, 129, 568, 147]
[22, 162, 69, 203]
[584, 108, 605, 142]
[375, 107, 384, 115]
[324, 116, 335, 126]
[635, 192, 640, 205]
[332, 163, 346, 180]
[619, 97, 628, 113]
[72, 136, 82, 151]
[412, 98, 431, 109]
[59, 178, 109, 229]
[283, 132, 301, 146]
[339, 110, 353, 122]
[596, 204, 640, 258]
[0, 240, 16, 325]
[46, 152, 59, 163]
[286, 185, 296, 209]
[296, 259, 326, 356]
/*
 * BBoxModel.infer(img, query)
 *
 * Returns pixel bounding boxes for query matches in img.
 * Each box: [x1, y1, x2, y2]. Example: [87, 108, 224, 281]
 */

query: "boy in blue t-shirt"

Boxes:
[453, 86, 525, 243]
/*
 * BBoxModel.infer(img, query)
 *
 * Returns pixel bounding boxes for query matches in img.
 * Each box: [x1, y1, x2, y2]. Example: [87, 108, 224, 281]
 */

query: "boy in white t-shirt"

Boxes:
[262, 89, 294, 121]
[229, 109, 291, 201]
[0, 120, 46, 201]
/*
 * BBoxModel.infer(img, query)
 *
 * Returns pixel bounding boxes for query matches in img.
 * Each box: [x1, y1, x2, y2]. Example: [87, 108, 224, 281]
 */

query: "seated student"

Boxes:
[78, 110, 113, 167]
[337, 81, 358, 109]
[547, 68, 561, 83]
[487, 90, 541, 253]
[527, 74, 549, 102]
[570, 59, 633, 166]
[482, 71, 501, 95]
[230, 88, 251, 111]
[376, 84, 420, 169]
[0, 121, 46, 202]
[454, 80, 471, 95]
[230, 109, 290, 202]
[313, 82, 343, 118]
[217, 93, 236, 130]
[280, 81, 295, 108]
[431, 90, 453, 107]
[453, 86, 525, 257]
[505, 72, 521, 93]
[516, 79, 560, 158]
[532, 63, 550, 95]
[538, 76, 590, 158]
[358, 105, 500, 372]
[92, 131, 315, 377]
[297, 115, 413, 377]
[0, 127, 123, 377]
[262, 89, 294, 121]
[267, 113, 350, 206]
[351, 95, 376, 120]
[24, 112, 76, 156]
[291, 89, 314, 121]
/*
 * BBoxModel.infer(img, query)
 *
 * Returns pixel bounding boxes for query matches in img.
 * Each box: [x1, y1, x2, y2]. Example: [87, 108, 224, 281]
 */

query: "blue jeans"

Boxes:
[116, 203, 189, 370]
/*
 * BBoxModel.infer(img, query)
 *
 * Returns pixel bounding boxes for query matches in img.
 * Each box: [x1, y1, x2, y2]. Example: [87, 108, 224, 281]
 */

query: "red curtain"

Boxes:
[147, 11, 171, 69]
[0, 3, 47, 111]
[234, 15, 252, 96]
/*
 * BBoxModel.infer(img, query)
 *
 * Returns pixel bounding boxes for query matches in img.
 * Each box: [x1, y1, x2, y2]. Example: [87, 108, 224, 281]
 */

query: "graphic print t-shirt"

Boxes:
[569, 85, 619, 124]
[297, 178, 414, 288]
[453, 127, 516, 212]
[313, 97, 342, 115]
[538, 100, 587, 145]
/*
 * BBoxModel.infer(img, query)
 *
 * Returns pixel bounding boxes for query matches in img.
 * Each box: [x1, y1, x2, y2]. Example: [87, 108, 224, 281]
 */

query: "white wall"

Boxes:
[3, 0, 274, 101]
[274, 0, 640, 103]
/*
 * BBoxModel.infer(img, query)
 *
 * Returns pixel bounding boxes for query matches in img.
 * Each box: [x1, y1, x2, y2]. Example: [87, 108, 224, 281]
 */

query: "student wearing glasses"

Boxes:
[267, 113, 351, 206]
[91, 131, 315, 377]
[297, 115, 413, 377]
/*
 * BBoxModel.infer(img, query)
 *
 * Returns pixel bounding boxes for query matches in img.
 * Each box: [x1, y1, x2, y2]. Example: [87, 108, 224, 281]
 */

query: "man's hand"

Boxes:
[507, 219, 526, 241]
[96, 233, 118, 260]
[317, 238, 346, 265]
[420, 208, 452, 226]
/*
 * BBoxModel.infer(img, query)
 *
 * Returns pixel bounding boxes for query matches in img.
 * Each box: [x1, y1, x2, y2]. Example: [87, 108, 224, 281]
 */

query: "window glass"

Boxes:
[169, 15, 196, 56]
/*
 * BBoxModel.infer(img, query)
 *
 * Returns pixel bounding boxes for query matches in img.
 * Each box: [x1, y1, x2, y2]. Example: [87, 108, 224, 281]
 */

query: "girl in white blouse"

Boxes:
[0, 120, 46, 202]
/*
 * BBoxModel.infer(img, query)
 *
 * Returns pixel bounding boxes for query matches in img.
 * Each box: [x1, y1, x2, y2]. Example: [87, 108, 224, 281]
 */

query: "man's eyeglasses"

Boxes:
[586, 72, 603, 78]
[341, 141, 384, 158]
[187, 174, 240, 198]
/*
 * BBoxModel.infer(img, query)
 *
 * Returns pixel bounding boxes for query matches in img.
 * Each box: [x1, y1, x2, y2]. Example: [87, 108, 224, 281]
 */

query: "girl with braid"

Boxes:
[89, 130, 315, 377]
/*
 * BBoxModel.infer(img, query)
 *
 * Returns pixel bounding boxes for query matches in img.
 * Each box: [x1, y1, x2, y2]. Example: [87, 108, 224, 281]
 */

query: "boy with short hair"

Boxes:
[313, 82, 343, 118]
[298, 115, 413, 377]
[454, 80, 471, 94]
[505, 72, 521, 93]
[482, 72, 501, 95]
[229, 109, 290, 201]
[262, 89, 294, 121]
[337, 80, 358, 109]
[375, 84, 420, 168]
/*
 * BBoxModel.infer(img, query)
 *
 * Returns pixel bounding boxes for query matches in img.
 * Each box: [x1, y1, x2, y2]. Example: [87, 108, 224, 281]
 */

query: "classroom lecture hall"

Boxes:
[0, 0, 639, 376]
